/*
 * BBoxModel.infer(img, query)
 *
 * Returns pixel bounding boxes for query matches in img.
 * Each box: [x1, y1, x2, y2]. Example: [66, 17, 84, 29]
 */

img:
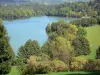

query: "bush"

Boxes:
[20, 56, 37, 75]
[19, 56, 69, 74]
[50, 59, 68, 72]
[70, 58, 88, 71]
[84, 59, 100, 71]
[36, 61, 52, 74]
[23, 56, 52, 74]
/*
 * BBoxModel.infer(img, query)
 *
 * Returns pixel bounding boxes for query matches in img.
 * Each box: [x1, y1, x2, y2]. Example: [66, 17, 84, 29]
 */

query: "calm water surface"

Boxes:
[3, 16, 75, 55]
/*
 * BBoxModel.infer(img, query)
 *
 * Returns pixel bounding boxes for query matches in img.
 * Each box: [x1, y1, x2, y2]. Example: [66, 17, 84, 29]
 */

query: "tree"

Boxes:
[71, 18, 97, 27]
[41, 41, 54, 58]
[96, 16, 100, 25]
[46, 20, 78, 41]
[53, 37, 74, 63]
[18, 40, 41, 58]
[96, 46, 100, 59]
[77, 27, 87, 37]
[0, 19, 14, 74]
[72, 37, 91, 56]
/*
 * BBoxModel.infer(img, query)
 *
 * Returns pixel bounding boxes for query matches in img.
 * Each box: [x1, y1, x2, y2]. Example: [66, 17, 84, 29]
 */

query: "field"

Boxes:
[8, 66, 91, 75]
[7, 66, 20, 75]
[8, 67, 100, 75]
[8, 25, 100, 75]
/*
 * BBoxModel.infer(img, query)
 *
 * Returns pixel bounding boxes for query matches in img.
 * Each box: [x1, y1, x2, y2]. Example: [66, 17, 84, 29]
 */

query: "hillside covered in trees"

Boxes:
[0, 0, 96, 20]
[0, 0, 90, 4]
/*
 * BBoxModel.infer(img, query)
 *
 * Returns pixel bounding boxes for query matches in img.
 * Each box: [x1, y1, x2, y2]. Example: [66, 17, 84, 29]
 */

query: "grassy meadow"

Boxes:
[8, 25, 100, 75]
[8, 67, 91, 75]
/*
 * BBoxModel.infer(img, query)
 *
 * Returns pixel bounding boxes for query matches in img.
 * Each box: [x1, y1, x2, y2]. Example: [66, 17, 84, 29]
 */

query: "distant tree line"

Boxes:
[0, 0, 100, 20]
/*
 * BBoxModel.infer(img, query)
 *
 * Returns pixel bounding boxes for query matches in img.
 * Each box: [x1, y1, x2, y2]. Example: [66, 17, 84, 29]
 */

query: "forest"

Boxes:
[0, 0, 100, 75]
[0, 0, 99, 20]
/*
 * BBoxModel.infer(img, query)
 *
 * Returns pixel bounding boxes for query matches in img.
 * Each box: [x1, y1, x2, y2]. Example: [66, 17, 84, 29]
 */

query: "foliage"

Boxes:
[96, 46, 100, 59]
[22, 56, 52, 75]
[16, 56, 26, 75]
[25, 56, 37, 75]
[46, 20, 78, 41]
[72, 37, 91, 56]
[23, 57, 67, 74]
[41, 41, 54, 58]
[71, 18, 98, 27]
[70, 58, 88, 71]
[0, 6, 35, 20]
[36, 61, 52, 74]
[84, 59, 100, 71]
[77, 27, 87, 37]
[51, 59, 68, 72]
[0, 1, 99, 20]
[0, 19, 14, 74]
[96, 16, 100, 25]
[18, 40, 41, 58]
[52, 37, 74, 63]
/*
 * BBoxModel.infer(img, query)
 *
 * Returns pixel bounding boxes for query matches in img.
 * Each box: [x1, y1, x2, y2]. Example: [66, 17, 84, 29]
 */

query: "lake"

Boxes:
[3, 16, 75, 55]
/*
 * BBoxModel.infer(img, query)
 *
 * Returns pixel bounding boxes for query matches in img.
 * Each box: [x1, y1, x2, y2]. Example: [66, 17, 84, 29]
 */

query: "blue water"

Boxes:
[3, 16, 75, 55]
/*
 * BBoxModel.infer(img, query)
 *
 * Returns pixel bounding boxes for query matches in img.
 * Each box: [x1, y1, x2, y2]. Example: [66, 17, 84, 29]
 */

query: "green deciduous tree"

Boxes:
[52, 37, 74, 63]
[71, 18, 98, 27]
[72, 37, 91, 56]
[77, 27, 87, 37]
[46, 20, 78, 41]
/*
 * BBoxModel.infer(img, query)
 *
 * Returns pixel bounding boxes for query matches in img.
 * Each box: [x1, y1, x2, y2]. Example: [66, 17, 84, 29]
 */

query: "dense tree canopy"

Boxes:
[18, 40, 41, 58]
[77, 27, 87, 37]
[52, 37, 74, 63]
[0, 0, 99, 20]
[71, 18, 98, 27]
[72, 37, 91, 56]
[0, 19, 14, 74]
[46, 20, 78, 41]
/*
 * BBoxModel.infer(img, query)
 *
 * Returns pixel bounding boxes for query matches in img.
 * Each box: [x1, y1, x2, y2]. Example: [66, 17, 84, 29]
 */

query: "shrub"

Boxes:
[36, 59, 68, 74]
[50, 59, 68, 72]
[36, 61, 52, 74]
[19, 56, 37, 75]
[70, 58, 88, 71]
[24, 56, 52, 74]
[84, 59, 100, 71]
[20, 57, 68, 74]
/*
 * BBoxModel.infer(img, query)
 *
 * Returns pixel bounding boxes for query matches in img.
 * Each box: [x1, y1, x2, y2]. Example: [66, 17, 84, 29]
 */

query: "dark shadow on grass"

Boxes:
[88, 71, 100, 75]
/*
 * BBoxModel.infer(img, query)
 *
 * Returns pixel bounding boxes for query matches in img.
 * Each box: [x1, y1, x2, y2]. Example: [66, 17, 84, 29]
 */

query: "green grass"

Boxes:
[85, 25, 100, 46]
[7, 66, 20, 75]
[36, 72, 91, 75]
[8, 67, 91, 75]
[8, 25, 100, 75]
